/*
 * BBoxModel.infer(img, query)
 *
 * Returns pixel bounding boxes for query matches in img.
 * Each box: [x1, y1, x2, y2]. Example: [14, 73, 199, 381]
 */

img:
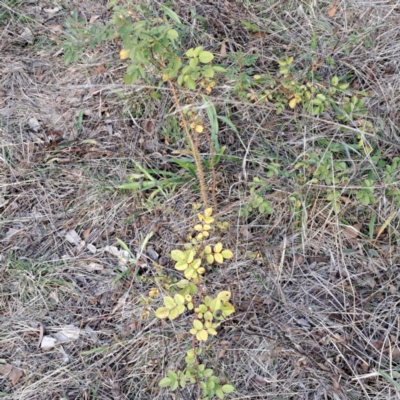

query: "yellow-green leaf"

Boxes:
[206, 254, 214, 264]
[199, 304, 207, 313]
[193, 319, 203, 330]
[214, 253, 223, 264]
[210, 298, 221, 312]
[184, 267, 196, 280]
[164, 296, 175, 308]
[186, 250, 195, 263]
[171, 249, 185, 262]
[186, 48, 194, 57]
[221, 302, 235, 317]
[199, 51, 214, 64]
[193, 46, 203, 57]
[171, 380, 179, 391]
[204, 245, 212, 254]
[159, 377, 172, 387]
[176, 304, 185, 314]
[222, 384, 235, 393]
[207, 327, 217, 335]
[155, 307, 170, 319]
[204, 311, 213, 320]
[221, 249, 233, 259]
[169, 308, 179, 320]
[204, 216, 214, 224]
[175, 260, 188, 271]
[174, 294, 185, 305]
[167, 370, 178, 380]
[197, 329, 208, 341]
[217, 291, 231, 302]
[214, 242, 223, 253]
[191, 258, 201, 270]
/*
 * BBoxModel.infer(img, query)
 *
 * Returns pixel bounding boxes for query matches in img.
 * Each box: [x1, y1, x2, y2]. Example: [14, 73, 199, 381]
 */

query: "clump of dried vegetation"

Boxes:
[1, 0, 400, 399]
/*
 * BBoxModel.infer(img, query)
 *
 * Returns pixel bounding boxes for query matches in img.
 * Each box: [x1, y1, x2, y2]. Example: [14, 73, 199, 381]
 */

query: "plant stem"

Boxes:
[168, 81, 209, 208]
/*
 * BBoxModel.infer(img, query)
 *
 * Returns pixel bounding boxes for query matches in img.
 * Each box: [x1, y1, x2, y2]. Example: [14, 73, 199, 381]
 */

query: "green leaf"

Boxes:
[189, 58, 199, 68]
[166, 29, 179, 40]
[161, 5, 182, 24]
[216, 387, 224, 399]
[170, 380, 179, 391]
[123, 71, 138, 85]
[167, 370, 178, 380]
[64, 51, 72, 65]
[190, 71, 200, 80]
[202, 95, 220, 153]
[185, 76, 196, 90]
[199, 51, 214, 63]
[338, 82, 350, 90]
[331, 76, 339, 86]
[377, 370, 400, 391]
[311, 30, 317, 51]
[159, 377, 171, 387]
[204, 369, 213, 378]
[222, 384, 235, 393]
[241, 20, 261, 32]
[182, 65, 192, 75]
[213, 66, 226, 72]
[202, 66, 214, 78]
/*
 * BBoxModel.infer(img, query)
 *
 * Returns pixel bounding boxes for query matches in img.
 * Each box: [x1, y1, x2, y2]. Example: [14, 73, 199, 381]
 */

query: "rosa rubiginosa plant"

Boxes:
[156, 208, 236, 399]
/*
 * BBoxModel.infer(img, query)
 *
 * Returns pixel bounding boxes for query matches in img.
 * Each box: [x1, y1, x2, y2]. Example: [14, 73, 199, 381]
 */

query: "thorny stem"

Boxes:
[168, 81, 209, 209]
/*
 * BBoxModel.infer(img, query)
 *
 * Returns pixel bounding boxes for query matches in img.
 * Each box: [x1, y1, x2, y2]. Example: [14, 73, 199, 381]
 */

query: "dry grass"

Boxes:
[1, 0, 400, 399]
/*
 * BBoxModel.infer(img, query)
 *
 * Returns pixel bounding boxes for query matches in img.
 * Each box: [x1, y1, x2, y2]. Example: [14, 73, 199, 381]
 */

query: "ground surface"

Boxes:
[1, 1, 400, 399]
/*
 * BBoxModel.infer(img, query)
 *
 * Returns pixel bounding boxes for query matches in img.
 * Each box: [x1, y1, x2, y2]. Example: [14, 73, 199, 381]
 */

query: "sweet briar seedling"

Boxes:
[61, 5, 398, 396]
[155, 208, 235, 399]
[250, 56, 369, 121]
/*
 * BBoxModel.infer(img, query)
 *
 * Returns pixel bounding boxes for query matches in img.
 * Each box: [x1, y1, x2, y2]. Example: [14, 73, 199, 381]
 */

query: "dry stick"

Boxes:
[168, 81, 209, 208]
